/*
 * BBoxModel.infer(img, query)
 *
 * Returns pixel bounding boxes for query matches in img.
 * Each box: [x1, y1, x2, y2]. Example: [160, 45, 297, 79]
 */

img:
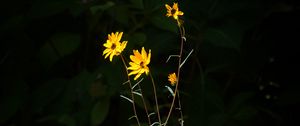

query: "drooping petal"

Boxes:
[104, 51, 111, 59]
[134, 73, 142, 80]
[129, 69, 141, 76]
[103, 49, 110, 55]
[109, 51, 115, 62]
[165, 4, 172, 10]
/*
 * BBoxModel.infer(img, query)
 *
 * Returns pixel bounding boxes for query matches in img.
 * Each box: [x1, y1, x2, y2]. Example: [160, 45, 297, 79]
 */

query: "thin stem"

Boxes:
[164, 24, 185, 126]
[177, 91, 184, 126]
[149, 72, 162, 125]
[137, 83, 152, 125]
[120, 55, 141, 126]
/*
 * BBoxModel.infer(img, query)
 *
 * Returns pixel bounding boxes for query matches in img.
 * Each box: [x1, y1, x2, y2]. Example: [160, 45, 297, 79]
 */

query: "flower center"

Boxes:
[171, 9, 176, 15]
[140, 61, 144, 68]
[111, 43, 116, 49]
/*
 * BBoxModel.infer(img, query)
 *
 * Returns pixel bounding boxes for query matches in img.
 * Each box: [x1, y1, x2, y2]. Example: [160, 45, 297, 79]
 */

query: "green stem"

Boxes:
[149, 72, 162, 125]
[164, 25, 185, 126]
[120, 55, 140, 126]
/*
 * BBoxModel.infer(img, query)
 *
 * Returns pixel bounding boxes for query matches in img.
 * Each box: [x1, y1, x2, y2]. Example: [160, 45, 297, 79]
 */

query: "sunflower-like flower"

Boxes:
[165, 3, 184, 21]
[168, 73, 177, 86]
[128, 47, 151, 80]
[103, 32, 127, 62]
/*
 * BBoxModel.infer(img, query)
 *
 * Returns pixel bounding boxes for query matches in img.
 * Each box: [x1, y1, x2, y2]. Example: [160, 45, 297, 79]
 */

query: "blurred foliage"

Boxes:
[1, 0, 300, 126]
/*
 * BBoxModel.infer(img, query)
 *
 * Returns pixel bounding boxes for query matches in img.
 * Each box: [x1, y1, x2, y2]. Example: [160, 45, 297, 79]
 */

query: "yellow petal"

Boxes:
[173, 3, 178, 10]
[129, 69, 141, 76]
[173, 15, 178, 20]
[133, 50, 143, 61]
[141, 47, 147, 60]
[120, 41, 127, 51]
[134, 73, 142, 80]
[130, 55, 140, 64]
[144, 66, 149, 75]
[104, 51, 111, 59]
[103, 41, 111, 48]
[146, 49, 151, 65]
[103, 49, 110, 55]
[109, 51, 115, 61]
[165, 4, 172, 10]
[117, 32, 123, 42]
[178, 11, 184, 16]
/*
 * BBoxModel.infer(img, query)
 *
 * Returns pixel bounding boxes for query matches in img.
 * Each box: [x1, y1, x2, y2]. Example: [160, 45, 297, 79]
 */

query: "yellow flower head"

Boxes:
[168, 73, 177, 86]
[165, 3, 184, 21]
[103, 32, 127, 62]
[128, 47, 151, 80]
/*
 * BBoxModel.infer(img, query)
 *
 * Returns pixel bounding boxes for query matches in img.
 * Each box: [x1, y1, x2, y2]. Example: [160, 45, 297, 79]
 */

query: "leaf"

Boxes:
[127, 32, 147, 46]
[150, 14, 178, 33]
[31, 79, 67, 113]
[130, 0, 144, 9]
[38, 42, 60, 70]
[204, 28, 241, 51]
[90, 100, 110, 126]
[208, 113, 228, 126]
[38, 33, 80, 69]
[0, 80, 27, 123]
[58, 114, 76, 126]
[108, 5, 130, 25]
[228, 92, 255, 114]
[29, 0, 69, 18]
[90, 1, 115, 15]
[233, 106, 257, 121]
[51, 33, 80, 57]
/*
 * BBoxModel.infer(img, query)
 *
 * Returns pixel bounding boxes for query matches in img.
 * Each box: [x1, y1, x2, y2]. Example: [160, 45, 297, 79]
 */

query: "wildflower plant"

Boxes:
[101, 1, 192, 126]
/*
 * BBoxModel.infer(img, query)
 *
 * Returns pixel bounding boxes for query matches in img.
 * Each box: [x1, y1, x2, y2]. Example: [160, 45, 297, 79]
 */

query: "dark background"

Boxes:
[1, 0, 300, 126]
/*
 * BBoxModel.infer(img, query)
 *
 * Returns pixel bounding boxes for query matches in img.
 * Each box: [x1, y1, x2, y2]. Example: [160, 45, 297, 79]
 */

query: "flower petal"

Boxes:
[134, 73, 142, 80]
[141, 47, 147, 60]
[173, 3, 178, 10]
[165, 4, 172, 10]
[103, 49, 110, 55]
[146, 49, 151, 65]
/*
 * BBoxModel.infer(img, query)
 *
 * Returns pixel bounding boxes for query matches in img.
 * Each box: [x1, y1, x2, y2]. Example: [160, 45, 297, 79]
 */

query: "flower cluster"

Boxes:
[103, 32, 151, 81]
[101, 2, 185, 126]
[165, 2, 184, 25]
[103, 32, 127, 62]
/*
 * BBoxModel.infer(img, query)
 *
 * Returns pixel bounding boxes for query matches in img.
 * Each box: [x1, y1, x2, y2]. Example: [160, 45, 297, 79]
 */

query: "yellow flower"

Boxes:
[165, 3, 184, 21]
[103, 32, 127, 62]
[168, 73, 177, 86]
[128, 47, 151, 80]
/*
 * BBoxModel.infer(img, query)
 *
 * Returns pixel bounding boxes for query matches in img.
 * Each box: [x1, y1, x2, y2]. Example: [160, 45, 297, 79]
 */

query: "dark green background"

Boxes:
[1, 0, 300, 126]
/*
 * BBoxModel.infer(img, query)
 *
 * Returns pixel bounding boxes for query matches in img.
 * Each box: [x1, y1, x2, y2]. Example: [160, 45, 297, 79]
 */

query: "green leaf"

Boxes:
[130, 0, 144, 9]
[208, 113, 228, 126]
[90, 100, 110, 126]
[58, 114, 76, 126]
[29, 0, 68, 18]
[150, 15, 178, 33]
[233, 106, 257, 121]
[38, 42, 60, 70]
[127, 32, 147, 46]
[228, 92, 254, 114]
[38, 33, 80, 69]
[0, 80, 27, 123]
[108, 5, 130, 25]
[51, 33, 80, 57]
[204, 28, 240, 51]
[90, 1, 115, 15]
[32, 79, 67, 113]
